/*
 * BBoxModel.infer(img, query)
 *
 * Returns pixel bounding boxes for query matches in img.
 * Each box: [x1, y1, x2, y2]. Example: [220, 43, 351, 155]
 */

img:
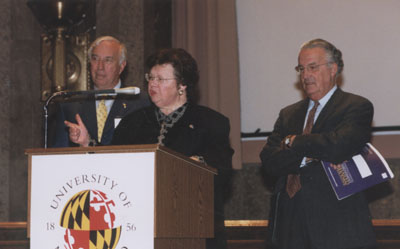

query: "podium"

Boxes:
[26, 144, 216, 249]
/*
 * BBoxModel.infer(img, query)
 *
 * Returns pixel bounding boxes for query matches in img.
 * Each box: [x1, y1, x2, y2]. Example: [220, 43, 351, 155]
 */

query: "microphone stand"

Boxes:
[43, 91, 66, 148]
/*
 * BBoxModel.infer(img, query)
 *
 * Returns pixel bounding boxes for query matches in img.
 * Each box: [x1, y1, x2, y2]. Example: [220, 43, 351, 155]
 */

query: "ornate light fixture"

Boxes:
[27, 0, 95, 100]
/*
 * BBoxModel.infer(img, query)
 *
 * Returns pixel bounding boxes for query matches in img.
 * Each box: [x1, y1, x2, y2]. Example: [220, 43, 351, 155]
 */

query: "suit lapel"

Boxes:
[104, 99, 121, 131]
[108, 98, 131, 118]
[291, 100, 309, 135]
[312, 88, 343, 133]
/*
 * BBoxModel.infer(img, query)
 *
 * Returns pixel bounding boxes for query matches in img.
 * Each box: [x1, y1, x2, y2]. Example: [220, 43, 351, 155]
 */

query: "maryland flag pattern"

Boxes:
[60, 189, 121, 249]
[89, 227, 122, 249]
[60, 190, 91, 230]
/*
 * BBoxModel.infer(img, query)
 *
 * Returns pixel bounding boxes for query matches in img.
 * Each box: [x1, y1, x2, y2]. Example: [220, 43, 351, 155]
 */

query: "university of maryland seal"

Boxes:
[60, 190, 121, 249]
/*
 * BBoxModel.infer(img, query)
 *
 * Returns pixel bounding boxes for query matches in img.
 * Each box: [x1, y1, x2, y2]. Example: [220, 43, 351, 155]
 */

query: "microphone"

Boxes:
[60, 86, 141, 96]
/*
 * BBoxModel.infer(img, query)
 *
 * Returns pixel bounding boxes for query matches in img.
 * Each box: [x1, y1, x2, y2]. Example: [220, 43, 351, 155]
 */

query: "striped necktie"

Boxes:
[286, 101, 320, 198]
[96, 99, 108, 142]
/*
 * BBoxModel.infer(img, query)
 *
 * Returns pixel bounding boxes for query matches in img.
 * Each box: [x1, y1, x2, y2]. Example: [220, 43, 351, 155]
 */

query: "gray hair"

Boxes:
[300, 38, 344, 76]
[88, 36, 127, 65]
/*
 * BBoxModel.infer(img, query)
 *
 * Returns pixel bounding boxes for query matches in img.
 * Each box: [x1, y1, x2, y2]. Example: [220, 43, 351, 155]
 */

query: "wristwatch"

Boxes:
[285, 136, 292, 148]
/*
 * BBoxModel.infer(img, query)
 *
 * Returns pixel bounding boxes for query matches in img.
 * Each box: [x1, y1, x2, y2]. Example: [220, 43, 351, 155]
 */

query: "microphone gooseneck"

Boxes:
[61, 86, 141, 97]
[43, 91, 66, 148]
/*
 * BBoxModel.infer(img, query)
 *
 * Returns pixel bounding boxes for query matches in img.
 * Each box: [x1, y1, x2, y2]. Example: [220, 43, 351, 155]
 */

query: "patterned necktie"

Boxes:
[286, 101, 320, 198]
[303, 101, 320, 135]
[96, 99, 108, 143]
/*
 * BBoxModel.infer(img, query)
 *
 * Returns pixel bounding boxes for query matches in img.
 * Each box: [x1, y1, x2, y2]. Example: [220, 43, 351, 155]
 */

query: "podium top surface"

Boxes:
[26, 144, 159, 155]
[25, 144, 217, 174]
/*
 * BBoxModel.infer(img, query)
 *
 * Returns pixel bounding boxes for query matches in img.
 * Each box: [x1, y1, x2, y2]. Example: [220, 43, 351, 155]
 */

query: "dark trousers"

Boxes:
[270, 188, 377, 249]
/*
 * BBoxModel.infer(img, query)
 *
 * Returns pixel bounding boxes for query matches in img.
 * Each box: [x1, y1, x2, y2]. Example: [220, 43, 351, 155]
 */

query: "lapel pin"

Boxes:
[189, 124, 194, 129]
[123, 103, 127, 109]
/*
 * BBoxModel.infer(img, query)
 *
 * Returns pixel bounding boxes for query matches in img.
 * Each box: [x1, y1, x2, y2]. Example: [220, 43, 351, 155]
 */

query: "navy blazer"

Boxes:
[51, 94, 150, 147]
[260, 88, 377, 249]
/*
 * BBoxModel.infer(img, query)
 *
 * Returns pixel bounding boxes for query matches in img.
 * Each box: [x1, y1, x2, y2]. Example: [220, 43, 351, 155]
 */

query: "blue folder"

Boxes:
[322, 143, 394, 200]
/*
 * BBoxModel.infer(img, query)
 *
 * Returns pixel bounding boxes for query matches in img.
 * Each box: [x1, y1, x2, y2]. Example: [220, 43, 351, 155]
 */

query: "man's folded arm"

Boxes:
[291, 99, 373, 163]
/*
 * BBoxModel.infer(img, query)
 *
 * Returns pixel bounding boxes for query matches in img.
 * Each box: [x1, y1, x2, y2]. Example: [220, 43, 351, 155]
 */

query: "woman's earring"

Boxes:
[178, 89, 184, 95]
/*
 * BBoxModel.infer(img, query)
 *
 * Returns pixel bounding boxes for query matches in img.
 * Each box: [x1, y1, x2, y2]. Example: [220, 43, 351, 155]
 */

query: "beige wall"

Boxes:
[237, 0, 400, 133]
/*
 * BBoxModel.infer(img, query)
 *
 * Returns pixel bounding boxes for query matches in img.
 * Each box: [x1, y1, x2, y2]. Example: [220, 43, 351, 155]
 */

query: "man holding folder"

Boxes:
[260, 39, 376, 249]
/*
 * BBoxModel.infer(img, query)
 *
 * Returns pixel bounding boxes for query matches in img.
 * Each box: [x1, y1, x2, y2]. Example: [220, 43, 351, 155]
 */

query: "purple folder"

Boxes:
[322, 143, 394, 200]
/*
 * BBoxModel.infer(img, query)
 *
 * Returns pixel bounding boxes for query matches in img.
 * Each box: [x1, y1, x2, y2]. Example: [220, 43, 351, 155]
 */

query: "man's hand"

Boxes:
[190, 155, 206, 163]
[281, 135, 297, 150]
[64, 114, 90, 147]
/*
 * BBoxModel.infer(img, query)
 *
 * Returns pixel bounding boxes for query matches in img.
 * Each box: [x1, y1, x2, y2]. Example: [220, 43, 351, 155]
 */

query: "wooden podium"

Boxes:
[26, 144, 216, 249]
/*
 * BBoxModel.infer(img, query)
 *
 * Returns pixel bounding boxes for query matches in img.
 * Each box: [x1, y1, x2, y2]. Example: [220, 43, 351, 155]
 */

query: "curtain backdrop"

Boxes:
[172, 0, 242, 169]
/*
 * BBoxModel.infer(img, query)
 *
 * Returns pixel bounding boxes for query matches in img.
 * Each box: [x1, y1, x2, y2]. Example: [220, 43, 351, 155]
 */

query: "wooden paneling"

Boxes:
[155, 149, 214, 238]
[225, 220, 400, 249]
[3, 220, 400, 249]
[154, 238, 205, 249]
[0, 222, 29, 249]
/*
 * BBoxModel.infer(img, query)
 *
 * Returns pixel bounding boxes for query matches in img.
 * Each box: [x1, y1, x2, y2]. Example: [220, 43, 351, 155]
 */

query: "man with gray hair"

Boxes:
[260, 39, 377, 249]
[52, 36, 149, 147]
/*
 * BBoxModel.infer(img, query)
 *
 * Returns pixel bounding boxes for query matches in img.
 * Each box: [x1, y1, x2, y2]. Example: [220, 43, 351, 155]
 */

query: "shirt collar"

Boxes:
[309, 85, 337, 109]
[114, 80, 121, 89]
[94, 80, 121, 99]
[94, 80, 121, 90]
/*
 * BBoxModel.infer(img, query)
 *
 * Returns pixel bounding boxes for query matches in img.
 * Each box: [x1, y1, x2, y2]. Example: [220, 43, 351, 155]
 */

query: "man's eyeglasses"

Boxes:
[295, 62, 331, 74]
[145, 73, 178, 84]
[90, 55, 115, 65]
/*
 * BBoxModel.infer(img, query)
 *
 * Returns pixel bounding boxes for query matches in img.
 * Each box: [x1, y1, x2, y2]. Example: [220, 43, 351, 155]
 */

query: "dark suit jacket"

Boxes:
[51, 94, 150, 147]
[112, 103, 234, 249]
[112, 103, 233, 172]
[260, 88, 377, 249]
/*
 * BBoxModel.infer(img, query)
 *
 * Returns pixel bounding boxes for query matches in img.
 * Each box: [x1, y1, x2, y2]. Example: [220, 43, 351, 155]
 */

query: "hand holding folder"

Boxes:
[322, 143, 394, 200]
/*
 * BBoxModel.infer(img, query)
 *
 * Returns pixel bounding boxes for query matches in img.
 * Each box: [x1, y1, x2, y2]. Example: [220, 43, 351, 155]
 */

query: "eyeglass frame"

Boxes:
[145, 73, 180, 84]
[90, 54, 117, 65]
[295, 62, 332, 74]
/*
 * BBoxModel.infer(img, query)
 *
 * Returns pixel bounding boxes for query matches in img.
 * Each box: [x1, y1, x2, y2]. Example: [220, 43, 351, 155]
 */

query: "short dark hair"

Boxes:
[300, 38, 344, 76]
[146, 48, 199, 102]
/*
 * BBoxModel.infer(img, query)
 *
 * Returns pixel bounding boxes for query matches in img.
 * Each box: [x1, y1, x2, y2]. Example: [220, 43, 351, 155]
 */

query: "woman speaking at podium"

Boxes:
[66, 48, 233, 249]
[111, 48, 234, 249]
